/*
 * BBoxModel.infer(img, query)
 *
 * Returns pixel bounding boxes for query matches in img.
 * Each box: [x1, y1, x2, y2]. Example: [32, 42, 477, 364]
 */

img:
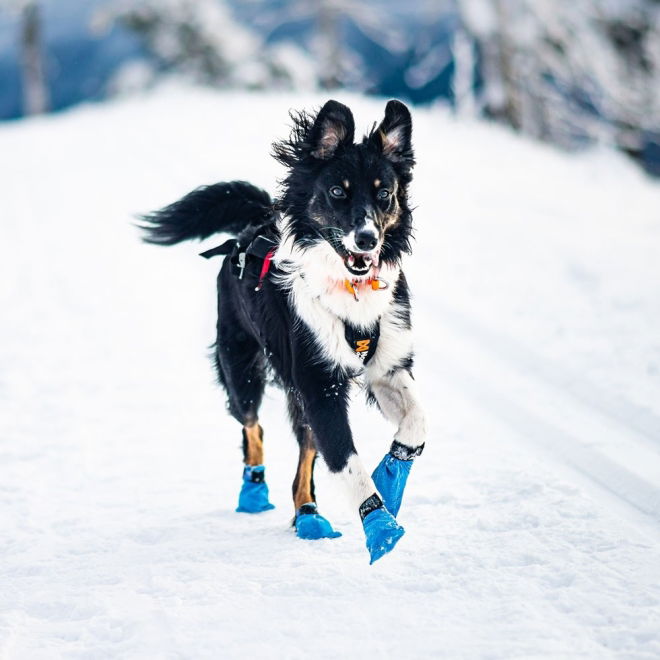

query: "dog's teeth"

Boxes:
[364, 255, 372, 265]
[347, 255, 355, 266]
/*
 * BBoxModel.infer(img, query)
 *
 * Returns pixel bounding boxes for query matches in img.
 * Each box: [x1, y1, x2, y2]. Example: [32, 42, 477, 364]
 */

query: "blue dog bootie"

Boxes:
[360, 494, 405, 564]
[295, 502, 342, 540]
[371, 440, 424, 517]
[236, 465, 275, 513]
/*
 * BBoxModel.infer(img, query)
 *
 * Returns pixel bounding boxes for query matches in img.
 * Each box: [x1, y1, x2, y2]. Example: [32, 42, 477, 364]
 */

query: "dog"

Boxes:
[141, 99, 426, 563]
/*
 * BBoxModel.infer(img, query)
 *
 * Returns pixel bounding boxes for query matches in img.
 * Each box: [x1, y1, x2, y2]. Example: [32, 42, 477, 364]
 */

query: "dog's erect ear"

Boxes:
[374, 100, 414, 168]
[309, 100, 355, 160]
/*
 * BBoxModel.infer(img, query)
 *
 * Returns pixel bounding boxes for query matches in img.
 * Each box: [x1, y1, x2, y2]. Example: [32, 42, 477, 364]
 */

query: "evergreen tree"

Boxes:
[458, 0, 660, 155]
[3, 0, 50, 115]
[97, 0, 312, 90]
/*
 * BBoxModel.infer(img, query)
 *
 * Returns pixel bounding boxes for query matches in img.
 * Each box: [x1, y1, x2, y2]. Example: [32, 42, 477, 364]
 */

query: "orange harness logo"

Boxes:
[355, 339, 371, 353]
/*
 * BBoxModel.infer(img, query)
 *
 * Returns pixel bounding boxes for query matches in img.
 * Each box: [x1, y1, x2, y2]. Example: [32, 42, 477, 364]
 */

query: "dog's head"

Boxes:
[273, 100, 414, 278]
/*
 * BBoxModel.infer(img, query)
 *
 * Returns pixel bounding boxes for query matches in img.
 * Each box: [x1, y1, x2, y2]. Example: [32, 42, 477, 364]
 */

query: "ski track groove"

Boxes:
[434, 300, 660, 447]
[422, 303, 660, 536]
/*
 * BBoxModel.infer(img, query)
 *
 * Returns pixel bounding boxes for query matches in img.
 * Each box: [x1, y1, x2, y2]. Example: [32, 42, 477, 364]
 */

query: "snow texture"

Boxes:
[1, 85, 660, 658]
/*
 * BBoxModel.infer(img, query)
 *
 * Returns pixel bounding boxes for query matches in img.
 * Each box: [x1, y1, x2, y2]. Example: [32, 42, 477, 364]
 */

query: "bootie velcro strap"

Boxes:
[390, 440, 425, 461]
[359, 493, 384, 520]
[244, 465, 265, 483]
[297, 502, 319, 516]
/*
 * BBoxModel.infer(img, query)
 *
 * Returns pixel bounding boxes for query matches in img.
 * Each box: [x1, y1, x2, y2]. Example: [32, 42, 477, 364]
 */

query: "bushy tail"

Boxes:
[140, 181, 273, 245]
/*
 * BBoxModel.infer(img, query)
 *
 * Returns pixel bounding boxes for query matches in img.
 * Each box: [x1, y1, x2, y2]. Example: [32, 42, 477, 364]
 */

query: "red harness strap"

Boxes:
[255, 248, 277, 291]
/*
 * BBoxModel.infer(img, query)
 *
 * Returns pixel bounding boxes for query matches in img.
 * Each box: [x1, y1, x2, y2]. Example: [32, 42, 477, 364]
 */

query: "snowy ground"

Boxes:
[2, 85, 660, 658]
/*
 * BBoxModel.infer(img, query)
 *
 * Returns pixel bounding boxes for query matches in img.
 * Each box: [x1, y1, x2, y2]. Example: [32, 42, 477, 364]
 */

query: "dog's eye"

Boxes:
[377, 189, 391, 200]
[329, 186, 346, 199]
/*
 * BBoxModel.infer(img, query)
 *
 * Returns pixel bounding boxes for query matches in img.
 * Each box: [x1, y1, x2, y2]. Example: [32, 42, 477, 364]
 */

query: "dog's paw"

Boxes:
[295, 503, 342, 540]
[236, 465, 275, 513]
[371, 452, 413, 518]
[362, 507, 405, 564]
[371, 442, 423, 517]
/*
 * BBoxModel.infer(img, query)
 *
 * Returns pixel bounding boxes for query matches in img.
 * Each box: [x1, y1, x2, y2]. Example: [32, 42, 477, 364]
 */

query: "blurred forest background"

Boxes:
[1, 0, 659, 175]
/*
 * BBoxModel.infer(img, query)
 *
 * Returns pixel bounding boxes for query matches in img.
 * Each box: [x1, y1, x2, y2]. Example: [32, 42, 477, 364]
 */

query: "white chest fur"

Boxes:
[274, 231, 401, 372]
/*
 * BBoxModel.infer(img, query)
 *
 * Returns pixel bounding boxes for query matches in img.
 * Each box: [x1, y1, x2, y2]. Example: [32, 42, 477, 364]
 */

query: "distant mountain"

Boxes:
[0, 0, 457, 120]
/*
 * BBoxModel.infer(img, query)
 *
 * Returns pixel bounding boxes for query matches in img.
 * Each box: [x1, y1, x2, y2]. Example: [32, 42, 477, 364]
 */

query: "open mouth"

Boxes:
[344, 250, 379, 276]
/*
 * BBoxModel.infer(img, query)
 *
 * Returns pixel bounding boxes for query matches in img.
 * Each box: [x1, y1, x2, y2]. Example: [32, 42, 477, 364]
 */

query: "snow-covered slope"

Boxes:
[1, 86, 660, 658]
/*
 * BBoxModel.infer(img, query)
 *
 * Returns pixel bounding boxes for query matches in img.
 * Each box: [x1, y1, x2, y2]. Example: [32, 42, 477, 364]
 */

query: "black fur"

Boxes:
[140, 180, 273, 245]
[273, 100, 415, 265]
[142, 99, 417, 516]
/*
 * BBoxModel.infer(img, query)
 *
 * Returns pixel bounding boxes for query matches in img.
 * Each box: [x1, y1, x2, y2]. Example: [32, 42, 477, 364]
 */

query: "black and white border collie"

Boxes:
[141, 100, 426, 563]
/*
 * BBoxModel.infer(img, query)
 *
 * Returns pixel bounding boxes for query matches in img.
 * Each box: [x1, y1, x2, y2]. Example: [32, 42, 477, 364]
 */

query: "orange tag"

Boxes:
[356, 339, 371, 353]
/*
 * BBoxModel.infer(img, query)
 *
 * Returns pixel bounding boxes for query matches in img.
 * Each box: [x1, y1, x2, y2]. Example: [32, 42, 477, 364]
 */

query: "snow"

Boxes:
[2, 84, 660, 658]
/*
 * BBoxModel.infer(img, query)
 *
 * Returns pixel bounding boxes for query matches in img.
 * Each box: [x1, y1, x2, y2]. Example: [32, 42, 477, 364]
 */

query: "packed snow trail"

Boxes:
[424, 303, 660, 529]
[2, 87, 660, 658]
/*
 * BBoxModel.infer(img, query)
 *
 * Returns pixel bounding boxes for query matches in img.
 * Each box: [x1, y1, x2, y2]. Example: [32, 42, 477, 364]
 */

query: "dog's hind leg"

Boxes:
[214, 295, 274, 514]
[287, 392, 341, 540]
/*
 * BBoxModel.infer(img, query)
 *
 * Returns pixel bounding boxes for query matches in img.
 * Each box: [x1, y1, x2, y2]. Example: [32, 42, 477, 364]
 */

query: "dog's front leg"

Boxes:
[366, 366, 427, 517]
[293, 362, 405, 563]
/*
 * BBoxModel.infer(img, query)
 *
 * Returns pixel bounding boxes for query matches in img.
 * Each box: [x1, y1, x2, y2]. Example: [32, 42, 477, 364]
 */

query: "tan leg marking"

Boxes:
[243, 422, 264, 466]
[293, 429, 317, 510]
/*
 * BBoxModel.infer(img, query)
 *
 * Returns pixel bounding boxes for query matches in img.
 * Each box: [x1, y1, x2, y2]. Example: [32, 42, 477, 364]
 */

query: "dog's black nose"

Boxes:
[355, 230, 378, 251]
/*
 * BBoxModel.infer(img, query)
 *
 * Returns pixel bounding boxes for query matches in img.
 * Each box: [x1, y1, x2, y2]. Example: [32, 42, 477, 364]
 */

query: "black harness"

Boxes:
[344, 322, 380, 366]
[201, 233, 381, 366]
[200, 234, 277, 286]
